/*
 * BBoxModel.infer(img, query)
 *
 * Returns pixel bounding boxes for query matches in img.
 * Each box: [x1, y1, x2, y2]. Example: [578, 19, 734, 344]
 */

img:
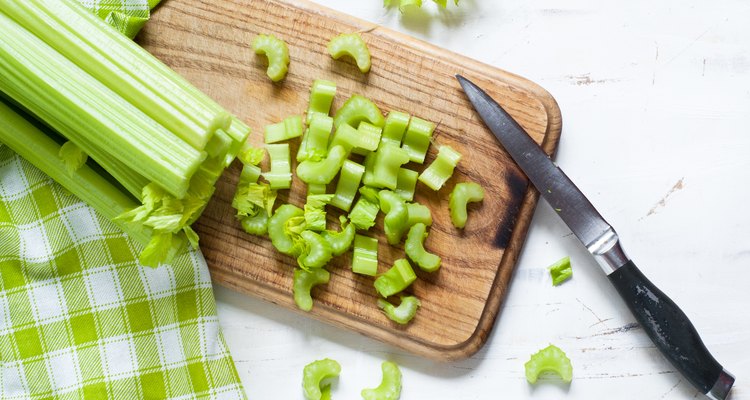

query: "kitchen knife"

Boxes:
[456, 75, 735, 399]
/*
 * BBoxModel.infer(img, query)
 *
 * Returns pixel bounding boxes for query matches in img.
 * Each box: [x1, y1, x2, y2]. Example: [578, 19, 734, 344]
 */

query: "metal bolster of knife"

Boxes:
[586, 227, 629, 275]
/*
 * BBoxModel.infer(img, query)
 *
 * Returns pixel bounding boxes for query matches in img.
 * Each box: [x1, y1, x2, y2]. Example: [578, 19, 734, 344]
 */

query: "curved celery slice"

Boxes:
[297, 145, 347, 185]
[302, 358, 341, 399]
[367, 143, 410, 189]
[548, 256, 573, 286]
[352, 234, 378, 276]
[252, 34, 290, 82]
[349, 195, 380, 231]
[379, 190, 409, 245]
[328, 33, 371, 73]
[395, 168, 418, 202]
[333, 95, 385, 129]
[304, 194, 334, 232]
[307, 79, 337, 122]
[353, 122, 383, 156]
[418, 145, 462, 191]
[321, 217, 356, 256]
[268, 204, 305, 256]
[331, 160, 365, 212]
[406, 203, 432, 227]
[378, 296, 421, 325]
[294, 268, 330, 312]
[265, 115, 304, 143]
[405, 223, 441, 272]
[59, 141, 88, 174]
[263, 143, 292, 190]
[298, 114, 333, 162]
[382, 111, 410, 146]
[449, 182, 485, 229]
[524, 344, 573, 383]
[298, 231, 333, 270]
[240, 212, 269, 236]
[374, 259, 416, 298]
[401, 117, 435, 164]
[361, 361, 402, 400]
[329, 123, 360, 156]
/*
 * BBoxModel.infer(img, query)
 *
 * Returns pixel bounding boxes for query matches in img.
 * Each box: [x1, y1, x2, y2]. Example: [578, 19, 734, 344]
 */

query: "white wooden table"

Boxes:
[214, 1, 750, 398]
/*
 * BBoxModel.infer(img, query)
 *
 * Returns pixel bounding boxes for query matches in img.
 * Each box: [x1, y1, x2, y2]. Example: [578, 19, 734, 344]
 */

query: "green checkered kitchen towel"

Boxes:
[0, 2, 247, 400]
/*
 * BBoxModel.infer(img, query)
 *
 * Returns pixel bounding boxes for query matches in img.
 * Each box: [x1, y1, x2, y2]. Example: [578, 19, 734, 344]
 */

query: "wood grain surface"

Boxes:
[138, 0, 562, 360]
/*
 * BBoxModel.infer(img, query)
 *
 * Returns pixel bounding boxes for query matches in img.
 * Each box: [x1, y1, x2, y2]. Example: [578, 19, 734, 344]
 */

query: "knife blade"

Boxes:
[456, 74, 734, 400]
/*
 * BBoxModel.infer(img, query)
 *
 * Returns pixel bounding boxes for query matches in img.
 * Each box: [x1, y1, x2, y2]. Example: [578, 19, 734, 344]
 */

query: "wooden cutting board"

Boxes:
[138, 0, 562, 361]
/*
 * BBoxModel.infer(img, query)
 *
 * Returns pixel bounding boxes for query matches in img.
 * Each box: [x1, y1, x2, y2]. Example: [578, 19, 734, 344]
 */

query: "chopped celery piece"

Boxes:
[307, 184, 327, 196]
[381, 111, 410, 146]
[395, 168, 418, 201]
[349, 196, 380, 231]
[268, 204, 305, 256]
[241, 212, 269, 236]
[321, 217, 356, 256]
[297, 145, 347, 185]
[298, 114, 333, 162]
[226, 119, 252, 166]
[352, 122, 382, 156]
[330, 160, 365, 212]
[304, 194, 334, 232]
[525, 344, 573, 384]
[352, 235, 378, 276]
[402, 117, 435, 164]
[265, 115, 304, 143]
[333, 95, 385, 129]
[379, 190, 409, 245]
[328, 123, 360, 156]
[548, 256, 573, 286]
[359, 186, 381, 203]
[368, 143, 410, 189]
[361, 362, 402, 400]
[252, 34, 290, 82]
[378, 296, 421, 325]
[362, 151, 377, 187]
[240, 164, 262, 186]
[407, 203, 433, 227]
[232, 182, 276, 218]
[302, 358, 341, 399]
[298, 231, 334, 270]
[405, 223, 441, 272]
[419, 145, 462, 190]
[307, 79, 337, 122]
[263, 144, 292, 190]
[374, 259, 416, 298]
[327, 33, 371, 73]
[238, 143, 266, 166]
[59, 141, 87, 174]
[449, 182, 485, 229]
[294, 269, 331, 313]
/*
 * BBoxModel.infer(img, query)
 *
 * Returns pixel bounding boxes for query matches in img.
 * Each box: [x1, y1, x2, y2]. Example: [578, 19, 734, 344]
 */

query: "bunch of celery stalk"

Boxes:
[0, 0, 249, 266]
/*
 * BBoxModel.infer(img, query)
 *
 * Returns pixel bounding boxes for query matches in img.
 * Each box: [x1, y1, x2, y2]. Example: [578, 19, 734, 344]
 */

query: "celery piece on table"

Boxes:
[297, 231, 333, 270]
[548, 256, 573, 286]
[378, 295, 421, 325]
[401, 117, 435, 164]
[293, 269, 330, 313]
[361, 361, 402, 400]
[418, 145, 462, 191]
[333, 95, 385, 129]
[328, 33, 372, 73]
[394, 168, 418, 202]
[524, 344, 573, 384]
[253, 33, 290, 82]
[296, 145, 347, 185]
[302, 358, 341, 399]
[405, 223, 441, 272]
[298, 114, 333, 162]
[367, 143, 410, 190]
[265, 115, 304, 144]
[449, 182, 485, 229]
[330, 160, 365, 212]
[381, 111, 410, 147]
[263, 144, 292, 190]
[321, 217, 356, 256]
[374, 259, 416, 298]
[352, 234, 379, 276]
[307, 79, 337, 122]
[304, 194, 334, 232]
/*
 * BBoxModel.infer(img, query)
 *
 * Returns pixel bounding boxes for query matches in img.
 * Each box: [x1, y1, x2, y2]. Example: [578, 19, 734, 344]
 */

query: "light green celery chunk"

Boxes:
[333, 95, 385, 129]
[395, 168, 418, 201]
[328, 123, 360, 156]
[304, 194, 334, 232]
[361, 362, 402, 400]
[268, 204, 305, 256]
[321, 216, 356, 256]
[327, 33, 371, 73]
[369, 143, 410, 189]
[418, 145, 462, 190]
[296, 145, 347, 185]
[302, 358, 341, 399]
[401, 117, 435, 164]
[265, 115, 304, 143]
[359, 186, 381, 203]
[307, 184, 327, 196]
[232, 181, 276, 218]
[59, 141, 87, 174]
[307, 79, 337, 122]
[240, 212, 269, 236]
[352, 234, 378, 276]
[294, 269, 330, 312]
[349, 196, 380, 231]
[238, 143, 266, 166]
[252, 33, 290, 82]
[379, 190, 409, 245]
[240, 164, 262, 186]
[352, 122, 382, 156]
[362, 151, 377, 187]
[382, 111, 410, 146]
[449, 182, 485, 229]
[330, 160, 365, 212]
[297, 230, 333, 270]
[378, 295, 421, 325]
[374, 259, 416, 298]
[525, 344, 573, 383]
[406, 203, 432, 227]
[298, 114, 333, 162]
[263, 143, 292, 190]
[225, 118, 252, 166]
[405, 223, 441, 272]
[548, 256, 573, 286]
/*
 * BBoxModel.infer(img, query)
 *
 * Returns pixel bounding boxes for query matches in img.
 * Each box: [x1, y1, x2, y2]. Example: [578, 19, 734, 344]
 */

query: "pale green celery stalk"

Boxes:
[27, 0, 231, 133]
[297, 114, 333, 162]
[395, 168, 418, 201]
[328, 33, 371, 73]
[330, 160, 365, 212]
[307, 184, 327, 196]
[333, 95, 385, 129]
[59, 141, 87, 175]
[253, 34, 290, 82]
[381, 111, 410, 146]
[307, 79, 337, 123]
[352, 234, 378, 276]
[401, 117, 435, 164]
[263, 144, 292, 190]
[0, 13, 203, 199]
[226, 118, 252, 164]
[352, 122, 382, 156]
[2, 0, 219, 150]
[418, 145, 462, 190]
[264, 115, 304, 143]
[0, 100, 150, 246]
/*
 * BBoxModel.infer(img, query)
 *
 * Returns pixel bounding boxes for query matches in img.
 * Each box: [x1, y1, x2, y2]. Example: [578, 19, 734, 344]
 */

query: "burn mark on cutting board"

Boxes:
[493, 170, 529, 249]
[642, 178, 685, 219]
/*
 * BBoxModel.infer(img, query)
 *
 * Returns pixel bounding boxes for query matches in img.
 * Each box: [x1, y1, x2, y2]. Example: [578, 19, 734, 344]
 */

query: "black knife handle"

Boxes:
[608, 260, 735, 399]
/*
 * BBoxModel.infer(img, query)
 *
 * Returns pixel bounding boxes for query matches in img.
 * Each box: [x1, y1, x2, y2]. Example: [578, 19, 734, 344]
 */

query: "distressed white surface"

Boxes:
[215, 0, 750, 398]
